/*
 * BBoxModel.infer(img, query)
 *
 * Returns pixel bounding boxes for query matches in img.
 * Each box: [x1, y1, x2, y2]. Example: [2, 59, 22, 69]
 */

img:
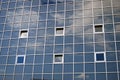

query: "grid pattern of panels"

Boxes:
[0, 0, 120, 80]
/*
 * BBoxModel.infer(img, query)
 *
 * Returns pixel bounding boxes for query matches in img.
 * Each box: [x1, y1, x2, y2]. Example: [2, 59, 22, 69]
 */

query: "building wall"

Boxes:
[0, 0, 120, 80]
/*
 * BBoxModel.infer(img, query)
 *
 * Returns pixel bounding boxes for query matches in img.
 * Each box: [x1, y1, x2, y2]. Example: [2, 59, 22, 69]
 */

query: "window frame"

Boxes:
[55, 27, 65, 36]
[53, 54, 64, 64]
[19, 29, 28, 38]
[16, 55, 26, 65]
[95, 52, 106, 62]
[94, 24, 104, 33]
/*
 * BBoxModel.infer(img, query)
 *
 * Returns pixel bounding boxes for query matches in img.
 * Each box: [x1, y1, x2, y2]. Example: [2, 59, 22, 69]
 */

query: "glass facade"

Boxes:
[0, 0, 120, 80]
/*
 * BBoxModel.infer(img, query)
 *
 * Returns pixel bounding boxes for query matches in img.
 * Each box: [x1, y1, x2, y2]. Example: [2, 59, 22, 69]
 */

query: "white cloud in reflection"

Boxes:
[75, 73, 89, 79]
[6, 6, 39, 28]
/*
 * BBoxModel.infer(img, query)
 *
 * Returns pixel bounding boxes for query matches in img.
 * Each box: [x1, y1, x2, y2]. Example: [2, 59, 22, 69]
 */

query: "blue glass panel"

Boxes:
[18, 39, 27, 46]
[107, 62, 117, 72]
[5, 75, 14, 80]
[74, 53, 83, 62]
[64, 64, 73, 73]
[95, 43, 104, 52]
[54, 64, 62, 73]
[0, 17, 6, 23]
[96, 54, 104, 61]
[57, 3, 64, 11]
[74, 35, 83, 43]
[34, 65, 42, 73]
[7, 56, 15, 64]
[0, 10, 6, 17]
[24, 0, 31, 7]
[23, 74, 32, 80]
[107, 73, 118, 80]
[11, 31, 19, 38]
[44, 64, 52, 73]
[16, 1, 24, 8]
[94, 16, 102, 24]
[44, 55, 53, 63]
[25, 55, 34, 64]
[54, 45, 63, 53]
[29, 29, 37, 37]
[65, 36, 73, 44]
[9, 47, 17, 55]
[17, 56, 24, 63]
[64, 44, 73, 53]
[56, 19, 64, 27]
[64, 54, 73, 62]
[103, 7, 112, 15]
[65, 19, 73, 28]
[36, 37, 44, 46]
[117, 52, 120, 61]
[53, 74, 62, 80]
[8, 2, 16, 8]
[118, 62, 120, 71]
[74, 63, 83, 72]
[0, 75, 4, 80]
[104, 24, 113, 33]
[116, 32, 120, 41]
[96, 73, 106, 80]
[106, 42, 115, 51]
[66, 2, 73, 10]
[106, 52, 116, 61]
[85, 43, 94, 52]
[38, 21, 46, 28]
[74, 44, 83, 52]
[0, 24, 4, 31]
[116, 42, 120, 50]
[40, 5, 47, 12]
[64, 74, 73, 80]
[1, 3, 8, 9]
[95, 34, 104, 42]
[47, 20, 55, 28]
[6, 65, 14, 74]
[55, 36, 63, 44]
[32, 0, 40, 6]
[24, 65, 33, 73]
[43, 74, 52, 80]
[45, 45, 53, 53]
[84, 25, 93, 33]
[34, 55, 43, 64]
[2, 39, 9, 47]
[14, 75, 22, 80]
[105, 33, 114, 42]
[17, 47, 26, 55]
[33, 74, 42, 80]
[114, 15, 120, 22]
[85, 63, 94, 72]
[1, 48, 8, 55]
[3, 31, 11, 38]
[46, 28, 54, 36]
[48, 5, 55, 12]
[26, 47, 35, 54]
[15, 65, 23, 73]
[27, 38, 36, 46]
[39, 13, 46, 21]
[85, 73, 95, 80]
[36, 46, 44, 54]
[104, 15, 113, 23]
[96, 63, 106, 72]
[0, 65, 5, 75]
[85, 53, 94, 62]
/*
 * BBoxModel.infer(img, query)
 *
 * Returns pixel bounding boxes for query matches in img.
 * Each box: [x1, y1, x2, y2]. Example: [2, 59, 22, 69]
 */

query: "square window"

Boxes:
[54, 54, 63, 63]
[16, 55, 25, 64]
[55, 27, 64, 36]
[94, 25, 103, 33]
[20, 30, 28, 38]
[95, 52, 106, 62]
